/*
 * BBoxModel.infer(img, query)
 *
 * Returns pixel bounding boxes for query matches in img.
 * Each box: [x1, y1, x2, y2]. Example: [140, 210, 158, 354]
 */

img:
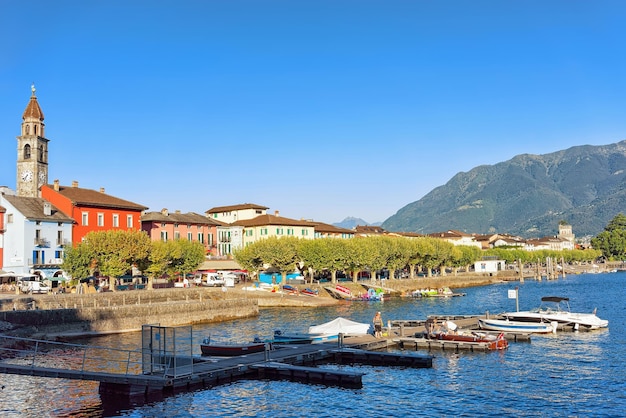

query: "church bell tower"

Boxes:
[16, 84, 49, 197]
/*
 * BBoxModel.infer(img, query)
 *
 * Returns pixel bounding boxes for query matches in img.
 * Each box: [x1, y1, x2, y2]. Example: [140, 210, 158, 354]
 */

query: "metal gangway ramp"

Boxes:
[0, 324, 197, 397]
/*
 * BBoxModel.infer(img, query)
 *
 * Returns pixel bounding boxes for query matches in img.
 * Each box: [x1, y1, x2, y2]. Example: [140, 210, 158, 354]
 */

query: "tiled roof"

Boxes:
[354, 225, 386, 234]
[310, 222, 354, 234]
[141, 211, 225, 226]
[51, 185, 147, 211]
[22, 92, 44, 120]
[390, 231, 425, 238]
[3, 195, 73, 223]
[206, 203, 269, 213]
[233, 214, 314, 227]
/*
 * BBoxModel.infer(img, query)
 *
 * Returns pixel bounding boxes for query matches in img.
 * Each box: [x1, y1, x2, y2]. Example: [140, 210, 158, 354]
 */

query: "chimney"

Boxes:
[99, 187, 105, 193]
[175, 210, 181, 214]
[53, 179, 60, 191]
[274, 210, 280, 216]
[43, 202, 52, 216]
[72, 180, 79, 188]
[161, 208, 169, 216]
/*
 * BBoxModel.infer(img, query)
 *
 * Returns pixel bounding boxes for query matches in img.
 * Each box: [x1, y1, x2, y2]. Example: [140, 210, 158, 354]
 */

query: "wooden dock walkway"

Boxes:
[0, 332, 433, 399]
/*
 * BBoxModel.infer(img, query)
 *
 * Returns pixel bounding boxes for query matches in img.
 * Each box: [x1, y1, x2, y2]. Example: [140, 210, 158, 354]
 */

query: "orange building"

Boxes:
[41, 180, 148, 244]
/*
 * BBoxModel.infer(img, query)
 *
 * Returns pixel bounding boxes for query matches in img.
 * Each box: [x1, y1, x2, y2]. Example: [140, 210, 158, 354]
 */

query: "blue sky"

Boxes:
[2, 1, 626, 225]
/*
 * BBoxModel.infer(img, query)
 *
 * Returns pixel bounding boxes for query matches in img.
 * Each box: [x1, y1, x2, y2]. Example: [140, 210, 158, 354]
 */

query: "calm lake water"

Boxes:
[1, 272, 625, 417]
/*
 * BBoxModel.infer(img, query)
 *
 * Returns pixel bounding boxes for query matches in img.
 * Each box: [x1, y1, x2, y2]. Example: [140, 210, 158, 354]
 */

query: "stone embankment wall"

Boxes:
[0, 288, 258, 338]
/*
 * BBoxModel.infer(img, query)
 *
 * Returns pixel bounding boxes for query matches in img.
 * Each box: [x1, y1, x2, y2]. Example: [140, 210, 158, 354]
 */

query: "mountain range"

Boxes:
[380, 140, 626, 238]
[333, 217, 382, 230]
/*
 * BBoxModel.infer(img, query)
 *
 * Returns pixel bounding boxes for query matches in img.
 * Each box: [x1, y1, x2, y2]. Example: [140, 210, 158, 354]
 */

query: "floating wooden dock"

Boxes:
[0, 328, 433, 399]
[397, 337, 503, 352]
[251, 362, 364, 388]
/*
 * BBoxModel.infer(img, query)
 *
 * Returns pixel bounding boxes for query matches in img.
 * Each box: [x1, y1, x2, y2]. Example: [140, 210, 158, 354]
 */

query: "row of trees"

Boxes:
[61, 213, 626, 288]
[234, 235, 601, 284]
[62, 230, 206, 288]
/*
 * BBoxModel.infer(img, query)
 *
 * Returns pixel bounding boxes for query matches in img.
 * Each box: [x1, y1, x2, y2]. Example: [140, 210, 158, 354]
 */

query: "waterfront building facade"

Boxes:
[141, 208, 223, 255]
[41, 180, 147, 244]
[0, 190, 73, 278]
[233, 212, 316, 248]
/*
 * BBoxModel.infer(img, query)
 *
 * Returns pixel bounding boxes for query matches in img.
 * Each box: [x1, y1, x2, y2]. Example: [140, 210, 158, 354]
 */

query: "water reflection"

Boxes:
[2, 272, 625, 417]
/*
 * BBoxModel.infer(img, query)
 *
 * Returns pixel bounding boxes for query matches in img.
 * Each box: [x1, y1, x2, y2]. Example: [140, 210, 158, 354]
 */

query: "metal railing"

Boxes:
[0, 335, 148, 378]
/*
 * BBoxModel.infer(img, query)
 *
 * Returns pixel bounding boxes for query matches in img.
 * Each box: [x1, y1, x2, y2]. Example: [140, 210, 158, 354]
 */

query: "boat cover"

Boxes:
[541, 296, 569, 303]
[308, 317, 371, 335]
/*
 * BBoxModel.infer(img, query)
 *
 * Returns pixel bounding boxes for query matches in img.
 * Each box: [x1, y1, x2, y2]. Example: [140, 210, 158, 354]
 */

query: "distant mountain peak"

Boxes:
[381, 140, 626, 238]
[333, 216, 381, 229]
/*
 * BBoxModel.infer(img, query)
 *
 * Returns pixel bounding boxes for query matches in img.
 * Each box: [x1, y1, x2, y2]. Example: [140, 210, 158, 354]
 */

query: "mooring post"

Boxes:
[264, 343, 270, 362]
[338, 333, 344, 348]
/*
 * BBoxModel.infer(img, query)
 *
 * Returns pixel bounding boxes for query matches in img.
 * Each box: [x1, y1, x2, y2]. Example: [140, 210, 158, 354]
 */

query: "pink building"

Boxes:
[141, 209, 224, 255]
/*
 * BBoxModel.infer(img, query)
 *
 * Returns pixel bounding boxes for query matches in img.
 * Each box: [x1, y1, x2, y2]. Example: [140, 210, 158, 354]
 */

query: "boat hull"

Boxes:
[200, 342, 268, 356]
[478, 318, 555, 334]
[272, 332, 338, 344]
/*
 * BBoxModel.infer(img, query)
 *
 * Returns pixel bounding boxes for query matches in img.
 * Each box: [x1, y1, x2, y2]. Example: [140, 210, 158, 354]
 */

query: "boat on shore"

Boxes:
[411, 287, 466, 298]
[200, 337, 269, 356]
[503, 296, 609, 330]
[300, 288, 319, 297]
[478, 318, 555, 334]
[324, 284, 353, 299]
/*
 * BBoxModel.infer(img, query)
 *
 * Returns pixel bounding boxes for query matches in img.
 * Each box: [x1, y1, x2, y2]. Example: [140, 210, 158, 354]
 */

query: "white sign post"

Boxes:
[508, 287, 519, 312]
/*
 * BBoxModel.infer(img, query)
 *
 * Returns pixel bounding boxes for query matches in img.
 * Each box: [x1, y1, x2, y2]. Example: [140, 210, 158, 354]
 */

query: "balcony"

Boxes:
[56, 239, 71, 247]
[34, 238, 51, 248]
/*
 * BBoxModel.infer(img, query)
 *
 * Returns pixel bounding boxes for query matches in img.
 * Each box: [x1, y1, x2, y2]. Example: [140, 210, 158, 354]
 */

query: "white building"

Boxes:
[474, 258, 506, 274]
[0, 191, 73, 279]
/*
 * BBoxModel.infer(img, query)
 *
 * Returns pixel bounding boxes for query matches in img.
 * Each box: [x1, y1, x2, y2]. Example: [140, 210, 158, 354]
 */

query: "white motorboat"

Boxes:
[503, 296, 608, 330]
[478, 318, 555, 334]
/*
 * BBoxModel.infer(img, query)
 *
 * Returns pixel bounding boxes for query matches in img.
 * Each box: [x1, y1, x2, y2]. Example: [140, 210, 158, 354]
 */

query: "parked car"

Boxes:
[17, 275, 50, 294]
[201, 272, 225, 287]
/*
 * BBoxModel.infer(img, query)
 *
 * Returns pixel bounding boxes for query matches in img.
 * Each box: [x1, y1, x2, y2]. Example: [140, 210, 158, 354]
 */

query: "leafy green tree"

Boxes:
[385, 237, 414, 280]
[233, 244, 264, 281]
[255, 236, 301, 283]
[62, 230, 152, 290]
[421, 237, 454, 277]
[298, 238, 348, 284]
[406, 238, 430, 278]
[591, 213, 626, 260]
[61, 245, 96, 281]
[450, 245, 483, 274]
[342, 238, 370, 282]
[146, 239, 205, 288]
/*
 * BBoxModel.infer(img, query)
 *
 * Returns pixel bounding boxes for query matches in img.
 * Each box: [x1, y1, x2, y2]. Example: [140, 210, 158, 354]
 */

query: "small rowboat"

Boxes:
[282, 284, 299, 295]
[300, 288, 319, 297]
[200, 338, 268, 356]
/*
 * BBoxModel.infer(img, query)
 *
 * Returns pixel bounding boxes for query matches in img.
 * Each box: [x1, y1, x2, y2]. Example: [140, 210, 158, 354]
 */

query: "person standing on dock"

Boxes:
[425, 317, 435, 338]
[373, 311, 384, 338]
